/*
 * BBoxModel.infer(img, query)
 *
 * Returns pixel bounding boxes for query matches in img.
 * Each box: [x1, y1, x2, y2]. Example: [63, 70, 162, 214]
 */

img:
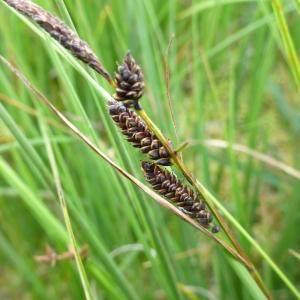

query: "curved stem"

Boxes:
[136, 108, 272, 300]
[137, 109, 242, 250]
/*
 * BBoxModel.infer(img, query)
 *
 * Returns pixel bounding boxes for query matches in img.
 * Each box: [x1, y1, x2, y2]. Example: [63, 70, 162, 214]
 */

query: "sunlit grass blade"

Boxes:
[40, 117, 93, 300]
[271, 0, 300, 89]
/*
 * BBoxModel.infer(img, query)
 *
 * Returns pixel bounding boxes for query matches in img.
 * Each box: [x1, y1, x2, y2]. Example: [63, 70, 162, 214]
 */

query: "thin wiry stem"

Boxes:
[41, 120, 93, 300]
[136, 108, 272, 300]
[163, 35, 179, 146]
[136, 110, 240, 243]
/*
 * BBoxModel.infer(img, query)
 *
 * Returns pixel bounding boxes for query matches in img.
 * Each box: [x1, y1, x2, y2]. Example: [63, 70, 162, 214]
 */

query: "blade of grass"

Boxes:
[0, 231, 46, 297]
[179, 0, 258, 19]
[177, 4, 295, 83]
[0, 157, 67, 243]
[199, 139, 300, 180]
[197, 182, 300, 299]
[271, 0, 300, 89]
[39, 115, 93, 300]
[289, 250, 300, 261]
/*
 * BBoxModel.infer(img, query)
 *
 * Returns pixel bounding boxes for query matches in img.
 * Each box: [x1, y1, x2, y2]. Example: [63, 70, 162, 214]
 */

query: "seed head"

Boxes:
[4, 0, 112, 82]
[109, 101, 171, 166]
[141, 161, 219, 232]
[114, 52, 144, 107]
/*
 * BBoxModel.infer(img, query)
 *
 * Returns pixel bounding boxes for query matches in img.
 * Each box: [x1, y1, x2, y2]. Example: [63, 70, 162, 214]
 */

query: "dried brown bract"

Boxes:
[4, 0, 112, 82]
[142, 161, 219, 232]
[109, 100, 171, 166]
[34, 244, 89, 266]
[114, 52, 144, 108]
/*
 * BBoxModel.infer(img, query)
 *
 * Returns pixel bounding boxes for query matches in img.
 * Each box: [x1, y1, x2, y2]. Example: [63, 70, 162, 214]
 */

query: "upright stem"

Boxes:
[136, 108, 272, 300]
[137, 109, 240, 249]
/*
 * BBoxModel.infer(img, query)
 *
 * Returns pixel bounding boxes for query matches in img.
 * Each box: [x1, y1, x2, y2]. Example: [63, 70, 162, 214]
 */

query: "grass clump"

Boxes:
[0, 0, 299, 299]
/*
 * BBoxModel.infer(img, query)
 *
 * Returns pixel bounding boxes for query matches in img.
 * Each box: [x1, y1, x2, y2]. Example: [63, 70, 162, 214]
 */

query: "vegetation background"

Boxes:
[0, 0, 299, 299]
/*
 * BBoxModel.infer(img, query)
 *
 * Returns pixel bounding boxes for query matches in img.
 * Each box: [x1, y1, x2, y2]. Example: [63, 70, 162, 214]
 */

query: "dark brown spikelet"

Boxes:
[142, 161, 220, 233]
[113, 52, 144, 107]
[4, 0, 112, 83]
[109, 100, 171, 166]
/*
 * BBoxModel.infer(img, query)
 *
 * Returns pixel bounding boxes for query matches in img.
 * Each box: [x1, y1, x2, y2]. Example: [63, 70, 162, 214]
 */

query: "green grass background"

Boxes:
[0, 0, 299, 299]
